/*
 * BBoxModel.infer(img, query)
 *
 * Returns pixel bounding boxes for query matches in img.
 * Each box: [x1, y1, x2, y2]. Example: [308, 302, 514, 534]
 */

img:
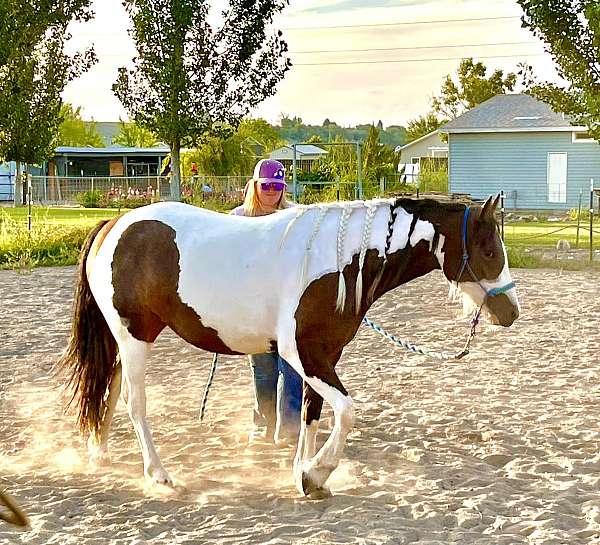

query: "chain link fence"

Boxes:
[27, 175, 250, 206]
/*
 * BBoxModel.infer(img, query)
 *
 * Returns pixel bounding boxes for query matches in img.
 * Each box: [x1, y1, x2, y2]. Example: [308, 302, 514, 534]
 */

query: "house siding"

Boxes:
[399, 133, 447, 164]
[448, 132, 600, 210]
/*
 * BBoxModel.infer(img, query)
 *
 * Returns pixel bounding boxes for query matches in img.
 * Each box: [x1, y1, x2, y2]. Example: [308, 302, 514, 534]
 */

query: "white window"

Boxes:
[547, 152, 567, 203]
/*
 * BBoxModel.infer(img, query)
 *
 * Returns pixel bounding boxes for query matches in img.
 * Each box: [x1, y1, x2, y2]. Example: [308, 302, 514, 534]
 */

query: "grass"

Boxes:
[1, 206, 123, 226]
[0, 207, 126, 269]
[503, 221, 600, 249]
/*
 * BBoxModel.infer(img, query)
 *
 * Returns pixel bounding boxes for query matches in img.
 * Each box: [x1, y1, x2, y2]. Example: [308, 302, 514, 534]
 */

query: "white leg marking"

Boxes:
[118, 335, 172, 486]
[294, 419, 319, 476]
[282, 350, 353, 495]
[303, 421, 319, 460]
[296, 377, 353, 495]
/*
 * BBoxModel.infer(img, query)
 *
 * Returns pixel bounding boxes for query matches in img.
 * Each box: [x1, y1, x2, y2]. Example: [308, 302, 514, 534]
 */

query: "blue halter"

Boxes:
[455, 207, 515, 299]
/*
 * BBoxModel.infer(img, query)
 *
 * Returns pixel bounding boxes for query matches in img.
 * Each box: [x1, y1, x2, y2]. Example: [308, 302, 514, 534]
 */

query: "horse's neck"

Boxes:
[366, 242, 441, 306]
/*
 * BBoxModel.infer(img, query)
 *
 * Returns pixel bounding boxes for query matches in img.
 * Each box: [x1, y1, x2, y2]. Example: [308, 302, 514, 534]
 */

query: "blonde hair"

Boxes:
[242, 179, 291, 217]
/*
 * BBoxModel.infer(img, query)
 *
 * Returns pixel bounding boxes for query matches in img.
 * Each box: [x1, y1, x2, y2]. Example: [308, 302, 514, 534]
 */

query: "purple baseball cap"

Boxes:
[254, 159, 286, 183]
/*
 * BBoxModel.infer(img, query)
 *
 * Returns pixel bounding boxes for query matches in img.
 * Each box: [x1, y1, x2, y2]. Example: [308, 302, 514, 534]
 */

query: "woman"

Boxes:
[231, 159, 302, 446]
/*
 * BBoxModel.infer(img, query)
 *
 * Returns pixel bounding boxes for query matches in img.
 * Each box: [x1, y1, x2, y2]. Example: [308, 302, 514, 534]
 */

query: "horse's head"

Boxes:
[439, 196, 520, 327]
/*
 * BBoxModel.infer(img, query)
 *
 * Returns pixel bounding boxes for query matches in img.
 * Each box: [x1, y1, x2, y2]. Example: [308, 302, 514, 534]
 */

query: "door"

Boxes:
[547, 152, 567, 203]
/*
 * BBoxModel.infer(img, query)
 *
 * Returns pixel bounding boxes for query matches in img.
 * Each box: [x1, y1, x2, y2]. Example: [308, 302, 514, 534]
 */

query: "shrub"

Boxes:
[76, 190, 103, 208]
[567, 208, 590, 221]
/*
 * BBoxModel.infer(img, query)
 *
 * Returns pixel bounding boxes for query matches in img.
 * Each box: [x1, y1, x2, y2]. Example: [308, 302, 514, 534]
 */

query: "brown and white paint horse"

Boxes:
[59, 195, 519, 497]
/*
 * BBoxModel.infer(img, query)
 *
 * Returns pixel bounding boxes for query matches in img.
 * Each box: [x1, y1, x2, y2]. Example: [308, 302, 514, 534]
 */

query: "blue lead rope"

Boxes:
[362, 315, 478, 361]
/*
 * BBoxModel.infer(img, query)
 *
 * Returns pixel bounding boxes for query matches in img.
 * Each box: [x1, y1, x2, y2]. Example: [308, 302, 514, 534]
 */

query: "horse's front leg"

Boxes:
[280, 344, 353, 497]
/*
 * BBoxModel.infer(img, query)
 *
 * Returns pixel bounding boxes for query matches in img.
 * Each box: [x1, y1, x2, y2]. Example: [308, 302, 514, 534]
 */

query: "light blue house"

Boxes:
[0, 162, 16, 201]
[440, 94, 599, 210]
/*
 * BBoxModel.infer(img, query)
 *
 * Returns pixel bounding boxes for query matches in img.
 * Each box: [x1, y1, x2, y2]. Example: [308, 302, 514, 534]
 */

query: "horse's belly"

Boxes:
[174, 289, 281, 355]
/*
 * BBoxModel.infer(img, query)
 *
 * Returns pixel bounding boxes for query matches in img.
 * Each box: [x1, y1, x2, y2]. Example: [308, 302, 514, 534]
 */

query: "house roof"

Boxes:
[55, 146, 170, 156]
[269, 144, 328, 159]
[91, 122, 121, 146]
[398, 130, 447, 151]
[440, 94, 586, 133]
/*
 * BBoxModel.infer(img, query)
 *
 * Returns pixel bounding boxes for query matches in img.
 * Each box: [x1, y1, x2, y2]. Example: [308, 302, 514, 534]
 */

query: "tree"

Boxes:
[406, 113, 445, 143]
[361, 125, 397, 183]
[0, 19, 95, 204]
[182, 134, 255, 177]
[432, 58, 517, 119]
[57, 104, 105, 147]
[112, 119, 160, 148]
[518, 0, 600, 140]
[113, 0, 291, 200]
[237, 118, 282, 153]
[0, 1, 92, 66]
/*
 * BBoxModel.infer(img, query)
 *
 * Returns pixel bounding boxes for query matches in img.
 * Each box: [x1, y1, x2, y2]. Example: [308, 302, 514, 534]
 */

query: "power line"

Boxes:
[283, 15, 520, 31]
[291, 41, 536, 55]
[294, 52, 547, 67]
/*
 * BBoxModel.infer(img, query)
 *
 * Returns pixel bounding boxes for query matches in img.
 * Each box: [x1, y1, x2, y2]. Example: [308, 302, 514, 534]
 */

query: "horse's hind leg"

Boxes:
[88, 362, 122, 466]
[116, 333, 172, 485]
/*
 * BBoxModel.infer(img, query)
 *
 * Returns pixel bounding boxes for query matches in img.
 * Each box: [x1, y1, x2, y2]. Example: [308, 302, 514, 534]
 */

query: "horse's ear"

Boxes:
[480, 196, 493, 220]
[492, 193, 500, 213]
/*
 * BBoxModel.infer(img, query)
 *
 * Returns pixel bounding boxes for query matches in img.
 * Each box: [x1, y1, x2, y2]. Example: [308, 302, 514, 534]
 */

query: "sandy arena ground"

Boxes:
[1, 266, 600, 544]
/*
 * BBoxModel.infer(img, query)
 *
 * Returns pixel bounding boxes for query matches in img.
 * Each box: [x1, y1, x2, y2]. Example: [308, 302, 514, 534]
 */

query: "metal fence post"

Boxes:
[576, 189, 582, 248]
[357, 142, 363, 199]
[500, 190, 505, 241]
[292, 145, 298, 201]
[590, 179, 594, 263]
[27, 174, 32, 232]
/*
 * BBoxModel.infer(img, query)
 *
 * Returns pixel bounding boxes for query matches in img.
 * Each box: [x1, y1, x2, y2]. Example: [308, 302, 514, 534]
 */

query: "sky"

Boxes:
[62, 0, 560, 128]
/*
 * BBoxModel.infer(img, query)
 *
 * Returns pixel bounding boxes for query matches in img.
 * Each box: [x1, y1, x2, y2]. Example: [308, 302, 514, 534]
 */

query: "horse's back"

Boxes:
[88, 202, 297, 354]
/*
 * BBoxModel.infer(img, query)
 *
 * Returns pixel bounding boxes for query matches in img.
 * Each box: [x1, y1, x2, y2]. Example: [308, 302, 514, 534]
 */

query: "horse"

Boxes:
[58, 195, 519, 497]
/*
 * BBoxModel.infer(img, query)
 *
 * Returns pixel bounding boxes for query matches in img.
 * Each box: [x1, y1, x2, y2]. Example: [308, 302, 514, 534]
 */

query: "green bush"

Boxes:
[567, 207, 590, 221]
[418, 169, 448, 193]
[76, 190, 103, 208]
[98, 196, 151, 209]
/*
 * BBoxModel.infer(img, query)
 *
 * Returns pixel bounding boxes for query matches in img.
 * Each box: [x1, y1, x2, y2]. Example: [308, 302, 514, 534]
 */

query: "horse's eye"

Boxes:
[485, 251, 495, 259]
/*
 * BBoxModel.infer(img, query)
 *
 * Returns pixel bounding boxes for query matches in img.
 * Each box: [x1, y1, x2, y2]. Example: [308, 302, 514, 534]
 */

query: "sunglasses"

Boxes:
[260, 181, 286, 192]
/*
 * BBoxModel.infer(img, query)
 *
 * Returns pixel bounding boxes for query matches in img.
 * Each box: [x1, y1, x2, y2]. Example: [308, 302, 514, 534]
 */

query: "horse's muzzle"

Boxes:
[486, 293, 519, 327]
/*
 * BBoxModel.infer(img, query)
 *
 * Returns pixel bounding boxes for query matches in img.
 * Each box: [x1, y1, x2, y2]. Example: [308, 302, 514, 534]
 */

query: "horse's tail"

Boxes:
[57, 220, 118, 438]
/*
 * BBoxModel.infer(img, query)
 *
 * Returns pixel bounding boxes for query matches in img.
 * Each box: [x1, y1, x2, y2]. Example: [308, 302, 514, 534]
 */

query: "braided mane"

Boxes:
[280, 198, 394, 313]
[280, 196, 459, 314]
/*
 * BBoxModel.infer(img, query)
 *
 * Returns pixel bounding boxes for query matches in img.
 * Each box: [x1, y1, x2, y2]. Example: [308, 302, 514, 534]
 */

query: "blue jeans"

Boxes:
[249, 353, 302, 442]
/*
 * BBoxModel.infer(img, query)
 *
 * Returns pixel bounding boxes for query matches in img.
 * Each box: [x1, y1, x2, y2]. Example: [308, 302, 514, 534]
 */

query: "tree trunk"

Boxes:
[14, 162, 22, 206]
[170, 139, 181, 201]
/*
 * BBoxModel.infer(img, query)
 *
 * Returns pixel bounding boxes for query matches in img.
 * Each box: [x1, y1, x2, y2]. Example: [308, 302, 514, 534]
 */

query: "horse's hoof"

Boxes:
[300, 472, 332, 499]
[88, 444, 111, 467]
[147, 468, 174, 487]
[89, 452, 111, 467]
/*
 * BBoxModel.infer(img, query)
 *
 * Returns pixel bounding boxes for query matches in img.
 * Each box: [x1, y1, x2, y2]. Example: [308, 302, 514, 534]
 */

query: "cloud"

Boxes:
[297, 0, 434, 14]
